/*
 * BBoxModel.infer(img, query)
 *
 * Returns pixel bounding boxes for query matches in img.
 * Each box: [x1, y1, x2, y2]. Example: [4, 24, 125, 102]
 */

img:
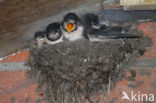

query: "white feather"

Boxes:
[44, 35, 63, 45]
[62, 26, 84, 41]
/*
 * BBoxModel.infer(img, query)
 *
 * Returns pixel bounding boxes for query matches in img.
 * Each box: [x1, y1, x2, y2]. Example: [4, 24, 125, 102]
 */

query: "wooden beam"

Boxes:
[120, 0, 156, 10]
[121, 0, 156, 6]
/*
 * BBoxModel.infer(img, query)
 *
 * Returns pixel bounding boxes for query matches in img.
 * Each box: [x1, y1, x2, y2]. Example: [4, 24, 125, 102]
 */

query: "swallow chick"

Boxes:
[34, 31, 46, 46]
[82, 13, 139, 42]
[83, 13, 123, 32]
[45, 22, 64, 45]
[82, 13, 100, 30]
[61, 13, 86, 41]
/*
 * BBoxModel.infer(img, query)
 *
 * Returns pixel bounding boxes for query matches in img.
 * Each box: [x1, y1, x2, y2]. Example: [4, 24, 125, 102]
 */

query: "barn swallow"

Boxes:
[82, 13, 140, 41]
[82, 13, 100, 30]
[61, 13, 86, 41]
[45, 22, 63, 44]
[88, 29, 140, 42]
[83, 13, 123, 32]
[34, 31, 46, 46]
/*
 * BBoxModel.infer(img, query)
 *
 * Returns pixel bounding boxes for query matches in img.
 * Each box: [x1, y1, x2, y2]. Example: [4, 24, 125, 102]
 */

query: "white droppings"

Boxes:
[138, 19, 152, 22]
[84, 59, 87, 63]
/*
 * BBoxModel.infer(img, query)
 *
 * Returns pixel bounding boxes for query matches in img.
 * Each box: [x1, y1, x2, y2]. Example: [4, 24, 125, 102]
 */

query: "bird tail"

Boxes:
[110, 34, 140, 39]
[100, 25, 123, 32]
[88, 29, 141, 39]
[94, 33, 140, 39]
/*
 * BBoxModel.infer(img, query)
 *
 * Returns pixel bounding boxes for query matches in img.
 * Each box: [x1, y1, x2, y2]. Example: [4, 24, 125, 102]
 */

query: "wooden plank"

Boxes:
[123, 5, 156, 10]
[121, 0, 156, 6]
[120, 0, 156, 10]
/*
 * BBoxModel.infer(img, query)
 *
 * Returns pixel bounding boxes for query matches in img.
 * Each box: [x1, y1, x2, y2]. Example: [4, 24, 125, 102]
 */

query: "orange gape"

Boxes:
[66, 23, 75, 32]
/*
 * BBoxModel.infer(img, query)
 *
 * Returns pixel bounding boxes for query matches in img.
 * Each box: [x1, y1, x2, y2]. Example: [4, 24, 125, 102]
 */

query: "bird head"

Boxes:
[83, 13, 100, 30]
[62, 13, 79, 33]
[46, 23, 62, 41]
[34, 31, 46, 41]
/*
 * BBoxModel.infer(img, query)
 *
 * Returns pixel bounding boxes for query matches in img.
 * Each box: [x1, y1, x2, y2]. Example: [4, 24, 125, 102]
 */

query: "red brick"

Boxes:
[0, 71, 44, 103]
[0, 71, 27, 90]
[141, 49, 156, 59]
[138, 23, 156, 59]
[140, 43, 156, 59]
[0, 84, 39, 103]
[1, 68, 155, 103]
[106, 68, 156, 103]
[138, 22, 156, 42]
[0, 50, 30, 63]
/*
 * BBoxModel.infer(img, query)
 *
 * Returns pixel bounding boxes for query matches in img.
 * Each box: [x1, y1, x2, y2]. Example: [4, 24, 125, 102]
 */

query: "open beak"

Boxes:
[66, 23, 75, 32]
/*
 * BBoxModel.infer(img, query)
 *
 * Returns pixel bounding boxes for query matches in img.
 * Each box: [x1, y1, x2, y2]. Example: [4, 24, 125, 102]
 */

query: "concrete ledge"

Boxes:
[0, 62, 29, 71]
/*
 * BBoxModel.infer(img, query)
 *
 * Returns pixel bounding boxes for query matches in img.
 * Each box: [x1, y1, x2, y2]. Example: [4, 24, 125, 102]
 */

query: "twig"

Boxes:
[56, 48, 70, 55]
[106, 75, 111, 103]
[35, 70, 41, 83]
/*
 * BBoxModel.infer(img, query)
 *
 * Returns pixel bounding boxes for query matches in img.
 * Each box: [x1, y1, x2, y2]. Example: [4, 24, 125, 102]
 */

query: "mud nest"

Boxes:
[27, 37, 152, 103]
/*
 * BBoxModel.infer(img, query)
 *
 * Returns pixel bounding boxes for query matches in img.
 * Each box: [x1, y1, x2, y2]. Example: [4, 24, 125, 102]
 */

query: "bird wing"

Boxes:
[88, 29, 140, 39]
[100, 25, 123, 32]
